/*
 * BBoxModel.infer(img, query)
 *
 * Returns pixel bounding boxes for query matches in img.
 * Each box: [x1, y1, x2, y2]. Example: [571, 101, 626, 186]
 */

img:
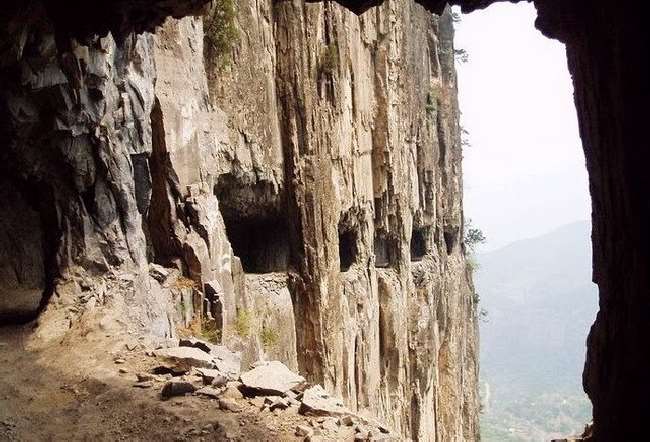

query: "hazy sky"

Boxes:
[454, 3, 591, 252]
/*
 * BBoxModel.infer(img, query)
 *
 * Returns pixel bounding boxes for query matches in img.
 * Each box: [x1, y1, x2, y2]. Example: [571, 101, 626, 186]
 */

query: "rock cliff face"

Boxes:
[0, 1, 478, 439]
[204, 2, 479, 438]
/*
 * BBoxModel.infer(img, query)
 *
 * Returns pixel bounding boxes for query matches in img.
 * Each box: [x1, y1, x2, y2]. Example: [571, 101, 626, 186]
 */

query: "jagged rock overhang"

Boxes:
[0, 1, 568, 46]
[0, 0, 211, 45]
[312, 0, 512, 15]
[321, 0, 578, 42]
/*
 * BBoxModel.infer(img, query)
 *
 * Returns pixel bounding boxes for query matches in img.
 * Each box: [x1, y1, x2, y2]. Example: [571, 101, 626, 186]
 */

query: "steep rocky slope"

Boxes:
[0, 0, 478, 440]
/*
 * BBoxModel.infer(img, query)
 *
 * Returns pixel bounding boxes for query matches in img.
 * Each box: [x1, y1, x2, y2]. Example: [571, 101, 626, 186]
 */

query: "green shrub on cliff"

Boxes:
[204, 0, 239, 69]
[234, 309, 252, 337]
[201, 318, 222, 343]
[425, 86, 440, 113]
[464, 221, 486, 252]
[320, 43, 339, 75]
[260, 325, 279, 350]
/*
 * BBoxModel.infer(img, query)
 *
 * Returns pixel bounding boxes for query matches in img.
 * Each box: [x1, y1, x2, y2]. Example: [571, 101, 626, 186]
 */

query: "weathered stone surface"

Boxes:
[334, 1, 650, 439]
[179, 337, 212, 354]
[161, 381, 196, 400]
[195, 386, 221, 399]
[210, 346, 242, 379]
[245, 274, 298, 371]
[219, 398, 241, 412]
[221, 382, 244, 400]
[136, 373, 155, 383]
[295, 425, 314, 437]
[195, 368, 228, 387]
[0, 3, 478, 440]
[149, 264, 172, 284]
[320, 418, 339, 432]
[0, 14, 155, 321]
[299, 385, 348, 417]
[250, 396, 266, 409]
[266, 396, 290, 411]
[240, 361, 305, 396]
[154, 347, 214, 369]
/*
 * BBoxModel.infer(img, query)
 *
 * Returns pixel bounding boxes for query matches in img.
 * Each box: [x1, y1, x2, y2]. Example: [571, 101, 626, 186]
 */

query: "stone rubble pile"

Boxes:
[137, 337, 395, 440]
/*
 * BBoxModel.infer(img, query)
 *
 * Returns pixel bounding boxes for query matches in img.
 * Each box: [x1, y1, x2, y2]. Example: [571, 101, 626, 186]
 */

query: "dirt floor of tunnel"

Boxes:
[0, 325, 301, 441]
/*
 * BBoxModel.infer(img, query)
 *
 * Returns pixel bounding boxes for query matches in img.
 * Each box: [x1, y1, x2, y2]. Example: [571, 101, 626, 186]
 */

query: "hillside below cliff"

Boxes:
[477, 221, 597, 440]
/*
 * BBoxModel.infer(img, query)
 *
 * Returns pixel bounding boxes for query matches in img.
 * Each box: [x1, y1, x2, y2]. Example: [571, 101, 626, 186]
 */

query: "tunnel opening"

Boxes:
[443, 226, 458, 255]
[214, 172, 290, 274]
[0, 176, 60, 324]
[374, 232, 399, 268]
[338, 227, 358, 272]
[221, 214, 290, 274]
[410, 227, 429, 261]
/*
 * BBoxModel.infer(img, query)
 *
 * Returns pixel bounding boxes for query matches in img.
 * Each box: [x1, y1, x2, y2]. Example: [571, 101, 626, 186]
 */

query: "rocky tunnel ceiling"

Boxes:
[1, 0, 573, 44]
[1, 1, 210, 41]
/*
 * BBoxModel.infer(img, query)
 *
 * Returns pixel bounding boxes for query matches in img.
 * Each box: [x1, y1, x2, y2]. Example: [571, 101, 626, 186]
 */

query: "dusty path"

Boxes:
[0, 324, 303, 441]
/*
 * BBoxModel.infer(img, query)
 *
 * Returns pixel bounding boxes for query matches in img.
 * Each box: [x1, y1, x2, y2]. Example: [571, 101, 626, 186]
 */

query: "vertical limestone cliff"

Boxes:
[0, 0, 478, 439]
[151, 1, 479, 438]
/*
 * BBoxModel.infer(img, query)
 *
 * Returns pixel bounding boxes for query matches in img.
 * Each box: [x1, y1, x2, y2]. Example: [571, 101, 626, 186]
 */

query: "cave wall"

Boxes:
[561, 4, 650, 441]
[0, 3, 157, 318]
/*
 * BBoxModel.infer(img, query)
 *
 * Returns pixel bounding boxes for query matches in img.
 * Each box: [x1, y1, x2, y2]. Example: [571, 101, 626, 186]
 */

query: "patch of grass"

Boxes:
[260, 325, 279, 350]
[234, 309, 252, 338]
[425, 85, 440, 113]
[173, 276, 197, 290]
[320, 43, 339, 75]
[204, 0, 239, 70]
[180, 317, 203, 338]
[201, 318, 222, 344]
[179, 299, 187, 316]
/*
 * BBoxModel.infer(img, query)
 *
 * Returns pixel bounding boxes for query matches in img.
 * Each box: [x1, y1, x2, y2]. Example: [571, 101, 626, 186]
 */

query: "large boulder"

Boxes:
[211, 345, 241, 379]
[179, 338, 241, 378]
[299, 385, 348, 416]
[161, 380, 197, 400]
[239, 361, 305, 395]
[154, 347, 215, 370]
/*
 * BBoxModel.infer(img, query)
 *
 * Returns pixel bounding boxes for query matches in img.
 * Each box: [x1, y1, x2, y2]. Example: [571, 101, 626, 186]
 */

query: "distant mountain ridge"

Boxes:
[477, 221, 598, 440]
